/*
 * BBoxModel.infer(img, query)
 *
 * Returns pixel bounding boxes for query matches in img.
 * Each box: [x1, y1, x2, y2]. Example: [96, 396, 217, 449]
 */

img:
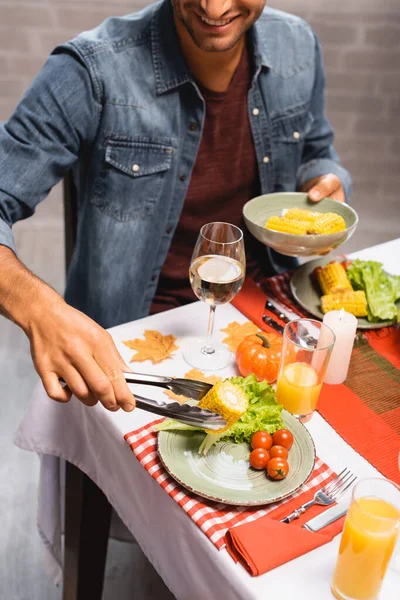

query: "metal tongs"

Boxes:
[60, 373, 226, 431]
[123, 372, 226, 431]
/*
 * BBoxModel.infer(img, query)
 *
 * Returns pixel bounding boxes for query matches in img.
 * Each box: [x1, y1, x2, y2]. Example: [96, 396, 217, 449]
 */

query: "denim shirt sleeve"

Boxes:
[0, 48, 101, 254]
[296, 34, 352, 203]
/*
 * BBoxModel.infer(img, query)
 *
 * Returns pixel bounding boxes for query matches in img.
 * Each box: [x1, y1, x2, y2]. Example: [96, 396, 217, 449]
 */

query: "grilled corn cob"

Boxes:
[284, 208, 320, 223]
[321, 290, 368, 317]
[198, 380, 248, 434]
[265, 216, 308, 235]
[316, 262, 353, 295]
[309, 212, 346, 235]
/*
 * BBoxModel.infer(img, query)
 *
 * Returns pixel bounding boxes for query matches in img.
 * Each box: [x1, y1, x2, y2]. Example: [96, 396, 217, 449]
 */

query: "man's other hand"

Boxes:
[301, 174, 345, 203]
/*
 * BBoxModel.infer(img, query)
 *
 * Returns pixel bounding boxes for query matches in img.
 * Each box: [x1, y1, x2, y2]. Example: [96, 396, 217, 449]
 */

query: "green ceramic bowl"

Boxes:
[243, 192, 358, 257]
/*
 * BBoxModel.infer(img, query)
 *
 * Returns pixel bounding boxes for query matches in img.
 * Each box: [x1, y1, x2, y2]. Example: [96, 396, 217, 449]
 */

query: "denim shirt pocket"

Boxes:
[271, 109, 314, 188]
[92, 136, 174, 221]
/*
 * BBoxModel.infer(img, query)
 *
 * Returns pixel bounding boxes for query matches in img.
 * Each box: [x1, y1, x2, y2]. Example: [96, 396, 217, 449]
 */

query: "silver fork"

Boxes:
[122, 372, 213, 401]
[280, 468, 357, 523]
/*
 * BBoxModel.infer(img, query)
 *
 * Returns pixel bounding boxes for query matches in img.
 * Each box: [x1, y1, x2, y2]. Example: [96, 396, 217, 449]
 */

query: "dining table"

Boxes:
[15, 237, 400, 600]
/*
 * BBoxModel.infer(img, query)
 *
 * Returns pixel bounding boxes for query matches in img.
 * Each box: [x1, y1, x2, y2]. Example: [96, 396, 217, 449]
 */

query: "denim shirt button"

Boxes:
[132, 164, 140, 172]
[252, 108, 260, 116]
[293, 131, 301, 140]
[189, 122, 198, 131]
[151, 274, 157, 282]
[179, 174, 186, 182]
[263, 156, 270, 164]
[166, 226, 172, 234]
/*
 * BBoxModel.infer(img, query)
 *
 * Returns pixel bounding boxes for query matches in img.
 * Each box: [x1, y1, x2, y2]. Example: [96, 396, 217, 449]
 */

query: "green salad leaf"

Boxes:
[219, 374, 283, 442]
[155, 374, 284, 455]
[346, 259, 400, 322]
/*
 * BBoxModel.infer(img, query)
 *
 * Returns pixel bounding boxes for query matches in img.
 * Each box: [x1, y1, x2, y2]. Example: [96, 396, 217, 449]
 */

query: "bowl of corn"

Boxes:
[242, 192, 358, 257]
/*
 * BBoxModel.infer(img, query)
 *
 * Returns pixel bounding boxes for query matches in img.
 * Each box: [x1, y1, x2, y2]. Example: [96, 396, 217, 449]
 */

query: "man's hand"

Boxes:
[0, 244, 134, 412]
[300, 174, 345, 203]
[27, 298, 135, 411]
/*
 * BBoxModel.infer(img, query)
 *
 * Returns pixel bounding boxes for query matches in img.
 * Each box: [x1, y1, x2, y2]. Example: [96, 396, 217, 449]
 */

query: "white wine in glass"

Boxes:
[184, 222, 245, 370]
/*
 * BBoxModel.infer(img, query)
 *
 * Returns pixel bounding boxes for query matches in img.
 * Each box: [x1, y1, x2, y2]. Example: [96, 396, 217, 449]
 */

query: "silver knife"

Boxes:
[264, 299, 318, 345]
[261, 314, 284, 334]
[302, 499, 351, 532]
[265, 300, 290, 323]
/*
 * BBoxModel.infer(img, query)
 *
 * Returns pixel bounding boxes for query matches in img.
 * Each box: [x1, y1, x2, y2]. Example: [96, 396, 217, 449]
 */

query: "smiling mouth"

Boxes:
[199, 15, 239, 27]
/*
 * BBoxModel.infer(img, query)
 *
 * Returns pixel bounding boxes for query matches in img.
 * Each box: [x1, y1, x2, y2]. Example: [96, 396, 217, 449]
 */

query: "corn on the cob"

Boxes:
[309, 212, 346, 235]
[321, 290, 368, 317]
[198, 380, 248, 434]
[284, 208, 320, 223]
[265, 216, 308, 235]
[317, 262, 353, 295]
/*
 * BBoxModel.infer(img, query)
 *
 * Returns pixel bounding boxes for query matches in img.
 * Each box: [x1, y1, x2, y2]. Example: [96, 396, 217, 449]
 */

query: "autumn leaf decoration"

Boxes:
[220, 321, 260, 352]
[164, 368, 223, 403]
[123, 330, 179, 364]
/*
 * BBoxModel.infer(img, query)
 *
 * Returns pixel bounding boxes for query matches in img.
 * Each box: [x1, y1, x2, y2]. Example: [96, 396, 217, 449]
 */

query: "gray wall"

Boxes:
[0, 0, 399, 252]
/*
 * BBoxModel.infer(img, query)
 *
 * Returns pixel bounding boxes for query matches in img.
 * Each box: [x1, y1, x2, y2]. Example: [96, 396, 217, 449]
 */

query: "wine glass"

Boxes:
[183, 222, 245, 370]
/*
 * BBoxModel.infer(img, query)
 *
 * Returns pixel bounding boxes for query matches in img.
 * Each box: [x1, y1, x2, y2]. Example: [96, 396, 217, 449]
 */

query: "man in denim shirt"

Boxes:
[0, 0, 351, 412]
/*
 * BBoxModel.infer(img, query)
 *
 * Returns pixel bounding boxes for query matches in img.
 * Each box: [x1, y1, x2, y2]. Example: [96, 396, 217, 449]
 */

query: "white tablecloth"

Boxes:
[15, 239, 400, 599]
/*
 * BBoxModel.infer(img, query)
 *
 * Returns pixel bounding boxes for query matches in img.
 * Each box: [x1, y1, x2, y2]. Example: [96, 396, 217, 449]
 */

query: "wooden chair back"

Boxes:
[63, 172, 78, 272]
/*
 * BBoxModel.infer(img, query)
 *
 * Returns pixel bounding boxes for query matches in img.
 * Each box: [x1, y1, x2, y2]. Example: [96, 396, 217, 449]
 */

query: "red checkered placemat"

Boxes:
[124, 420, 335, 550]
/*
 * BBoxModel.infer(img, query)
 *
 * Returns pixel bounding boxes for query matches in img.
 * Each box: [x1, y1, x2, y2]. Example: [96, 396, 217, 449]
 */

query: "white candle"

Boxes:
[322, 309, 358, 385]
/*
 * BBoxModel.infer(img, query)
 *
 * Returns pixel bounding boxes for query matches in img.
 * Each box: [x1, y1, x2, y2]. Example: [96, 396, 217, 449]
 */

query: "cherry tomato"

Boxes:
[251, 430, 273, 451]
[272, 429, 294, 450]
[269, 445, 289, 460]
[267, 457, 289, 480]
[249, 448, 270, 470]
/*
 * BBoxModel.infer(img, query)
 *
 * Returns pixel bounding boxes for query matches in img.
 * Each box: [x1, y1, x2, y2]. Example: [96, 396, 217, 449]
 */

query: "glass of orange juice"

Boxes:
[331, 478, 400, 600]
[276, 318, 335, 422]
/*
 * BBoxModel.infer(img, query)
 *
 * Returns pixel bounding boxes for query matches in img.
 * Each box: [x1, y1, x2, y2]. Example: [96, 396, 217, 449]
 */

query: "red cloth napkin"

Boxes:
[233, 277, 277, 333]
[226, 484, 345, 576]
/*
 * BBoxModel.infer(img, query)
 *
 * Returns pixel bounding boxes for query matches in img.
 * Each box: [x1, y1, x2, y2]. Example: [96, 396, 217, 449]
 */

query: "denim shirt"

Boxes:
[0, 0, 351, 329]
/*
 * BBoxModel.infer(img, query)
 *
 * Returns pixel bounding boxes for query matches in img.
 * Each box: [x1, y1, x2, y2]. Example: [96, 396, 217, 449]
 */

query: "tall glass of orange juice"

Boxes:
[276, 319, 335, 422]
[331, 478, 400, 600]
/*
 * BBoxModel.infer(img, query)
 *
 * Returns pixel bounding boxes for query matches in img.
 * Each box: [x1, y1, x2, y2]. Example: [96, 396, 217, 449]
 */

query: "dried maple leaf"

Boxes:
[164, 368, 223, 403]
[220, 320, 260, 352]
[123, 330, 179, 364]
[184, 369, 223, 385]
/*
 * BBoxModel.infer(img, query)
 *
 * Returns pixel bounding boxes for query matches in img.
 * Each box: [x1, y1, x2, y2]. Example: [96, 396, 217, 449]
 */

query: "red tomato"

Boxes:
[249, 448, 270, 470]
[272, 429, 294, 450]
[251, 431, 273, 451]
[267, 457, 289, 480]
[269, 445, 289, 460]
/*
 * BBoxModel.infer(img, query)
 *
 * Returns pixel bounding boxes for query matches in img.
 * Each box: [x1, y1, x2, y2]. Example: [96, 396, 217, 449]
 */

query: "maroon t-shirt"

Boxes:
[150, 44, 266, 314]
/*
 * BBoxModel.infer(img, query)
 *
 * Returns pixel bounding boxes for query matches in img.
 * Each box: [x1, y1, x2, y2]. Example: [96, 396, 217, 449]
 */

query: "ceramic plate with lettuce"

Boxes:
[155, 375, 316, 506]
[291, 257, 400, 329]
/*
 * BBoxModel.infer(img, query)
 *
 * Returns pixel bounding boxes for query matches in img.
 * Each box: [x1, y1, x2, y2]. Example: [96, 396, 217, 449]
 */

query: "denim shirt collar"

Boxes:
[151, 0, 271, 95]
[151, 0, 192, 94]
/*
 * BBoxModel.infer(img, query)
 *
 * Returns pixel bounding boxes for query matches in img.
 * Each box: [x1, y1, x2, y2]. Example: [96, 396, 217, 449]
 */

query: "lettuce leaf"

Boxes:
[156, 374, 284, 455]
[347, 259, 400, 322]
[155, 419, 201, 433]
[219, 374, 283, 443]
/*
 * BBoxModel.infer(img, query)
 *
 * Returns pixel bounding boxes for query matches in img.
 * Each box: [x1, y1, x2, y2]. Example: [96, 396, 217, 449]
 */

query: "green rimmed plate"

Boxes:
[157, 410, 315, 506]
[290, 256, 397, 330]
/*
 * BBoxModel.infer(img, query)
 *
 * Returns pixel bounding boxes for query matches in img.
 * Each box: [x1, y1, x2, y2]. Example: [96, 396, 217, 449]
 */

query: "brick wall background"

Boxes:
[0, 0, 399, 253]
